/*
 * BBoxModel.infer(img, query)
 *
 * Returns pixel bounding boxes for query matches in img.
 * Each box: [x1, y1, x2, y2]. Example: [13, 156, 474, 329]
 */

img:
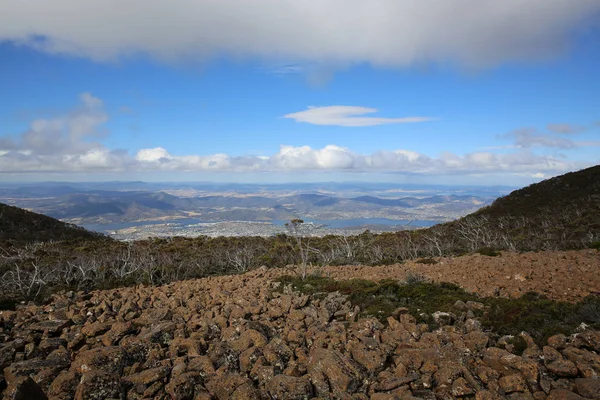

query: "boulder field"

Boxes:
[1, 250, 599, 399]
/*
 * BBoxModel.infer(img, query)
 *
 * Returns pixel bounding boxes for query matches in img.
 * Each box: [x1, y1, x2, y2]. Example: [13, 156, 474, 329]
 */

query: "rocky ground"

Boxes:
[0, 250, 599, 399]
[316, 249, 600, 302]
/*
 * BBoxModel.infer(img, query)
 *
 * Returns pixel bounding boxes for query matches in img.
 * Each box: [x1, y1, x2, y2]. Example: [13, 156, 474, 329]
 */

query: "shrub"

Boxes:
[276, 276, 600, 346]
[415, 258, 438, 265]
[405, 272, 428, 285]
[477, 247, 501, 257]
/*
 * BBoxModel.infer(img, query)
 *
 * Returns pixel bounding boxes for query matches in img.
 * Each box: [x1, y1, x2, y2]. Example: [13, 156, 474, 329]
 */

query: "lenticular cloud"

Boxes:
[1, 1, 599, 68]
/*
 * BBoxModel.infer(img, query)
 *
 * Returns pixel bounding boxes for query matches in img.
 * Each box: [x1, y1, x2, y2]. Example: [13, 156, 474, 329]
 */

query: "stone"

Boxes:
[575, 330, 600, 352]
[546, 389, 585, 400]
[0, 344, 17, 369]
[47, 370, 79, 400]
[433, 362, 462, 386]
[3, 376, 48, 400]
[574, 378, 600, 399]
[71, 346, 126, 374]
[100, 321, 136, 346]
[38, 338, 67, 354]
[548, 359, 579, 378]
[374, 373, 419, 392]
[74, 370, 122, 400]
[451, 377, 474, 396]
[499, 374, 528, 393]
[262, 338, 293, 368]
[123, 365, 170, 388]
[308, 347, 363, 398]
[28, 320, 71, 335]
[80, 321, 112, 338]
[266, 374, 313, 399]
[465, 318, 482, 333]
[547, 334, 568, 349]
[3, 359, 67, 383]
[204, 372, 254, 400]
[165, 371, 203, 400]
[432, 311, 455, 326]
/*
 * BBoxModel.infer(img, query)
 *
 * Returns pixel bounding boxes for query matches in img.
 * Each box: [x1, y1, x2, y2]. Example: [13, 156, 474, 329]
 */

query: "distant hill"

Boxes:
[0, 202, 105, 243]
[476, 165, 600, 218]
[435, 165, 600, 251]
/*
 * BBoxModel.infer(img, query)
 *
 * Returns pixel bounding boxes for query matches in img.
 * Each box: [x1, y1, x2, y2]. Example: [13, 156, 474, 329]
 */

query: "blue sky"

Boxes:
[1, 1, 599, 185]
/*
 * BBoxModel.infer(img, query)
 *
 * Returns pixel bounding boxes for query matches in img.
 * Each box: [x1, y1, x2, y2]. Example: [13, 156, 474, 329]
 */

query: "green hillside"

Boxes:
[0, 202, 105, 243]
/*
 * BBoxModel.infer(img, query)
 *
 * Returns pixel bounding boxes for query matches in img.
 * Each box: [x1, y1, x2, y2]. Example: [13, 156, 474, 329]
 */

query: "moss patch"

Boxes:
[276, 275, 600, 346]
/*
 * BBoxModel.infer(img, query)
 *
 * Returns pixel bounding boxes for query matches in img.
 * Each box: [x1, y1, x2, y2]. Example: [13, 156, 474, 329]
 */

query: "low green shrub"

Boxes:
[276, 276, 600, 346]
[415, 258, 438, 265]
[477, 247, 501, 257]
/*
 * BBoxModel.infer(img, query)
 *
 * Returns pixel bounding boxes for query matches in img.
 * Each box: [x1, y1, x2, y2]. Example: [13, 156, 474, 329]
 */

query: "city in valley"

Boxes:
[0, 181, 508, 240]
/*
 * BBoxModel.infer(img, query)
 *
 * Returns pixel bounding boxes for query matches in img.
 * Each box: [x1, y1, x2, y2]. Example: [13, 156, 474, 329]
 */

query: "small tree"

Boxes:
[285, 218, 311, 279]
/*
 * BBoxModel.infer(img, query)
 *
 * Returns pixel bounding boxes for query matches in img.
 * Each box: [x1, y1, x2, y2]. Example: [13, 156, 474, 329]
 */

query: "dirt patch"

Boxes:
[311, 249, 600, 302]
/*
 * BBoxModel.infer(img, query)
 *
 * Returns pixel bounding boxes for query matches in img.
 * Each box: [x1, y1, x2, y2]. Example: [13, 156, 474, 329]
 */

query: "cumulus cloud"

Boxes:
[0, 93, 126, 173]
[128, 144, 580, 176]
[284, 106, 432, 127]
[1, 1, 599, 68]
[0, 94, 593, 177]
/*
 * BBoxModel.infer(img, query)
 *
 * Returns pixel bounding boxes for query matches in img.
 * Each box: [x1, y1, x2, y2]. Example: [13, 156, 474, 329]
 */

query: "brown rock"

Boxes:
[532, 391, 547, 400]
[574, 330, 600, 352]
[239, 346, 262, 373]
[71, 346, 126, 374]
[575, 377, 600, 399]
[433, 362, 462, 386]
[499, 374, 528, 393]
[3, 359, 67, 384]
[263, 338, 293, 368]
[374, 373, 419, 391]
[230, 380, 260, 400]
[349, 340, 387, 373]
[476, 390, 505, 400]
[0, 344, 17, 369]
[229, 329, 267, 352]
[47, 370, 79, 400]
[308, 347, 363, 398]
[38, 338, 67, 355]
[169, 337, 205, 357]
[266, 374, 313, 399]
[547, 334, 568, 350]
[204, 372, 254, 400]
[80, 321, 112, 338]
[562, 347, 600, 376]
[28, 320, 71, 335]
[165, 371, 203, 400]
[451, 377, 474, 397]
[187, 355, 216, 377]
[138, 321, 177, 345]
[2, 376, 48, 400]
[369, 394, 400, 400]
[74, 370, 122, 400]
[546, 389, 585, 400]
[547, 360, 579, 378]
[100, 321, 135, 346]
[207, 342, 239, 372]
[123, 365, 170, 388]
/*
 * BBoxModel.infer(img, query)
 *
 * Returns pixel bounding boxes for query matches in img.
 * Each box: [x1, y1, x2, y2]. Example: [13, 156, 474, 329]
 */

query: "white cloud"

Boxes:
[0, 94, 595, 178]
[504, 127, 600, 149]
[284, 106, 432, 127]
[135, 147, 172, 162]
[508, 128, 576, 149]
[1, 1, 598, 68]
[546, 123, 585, 134]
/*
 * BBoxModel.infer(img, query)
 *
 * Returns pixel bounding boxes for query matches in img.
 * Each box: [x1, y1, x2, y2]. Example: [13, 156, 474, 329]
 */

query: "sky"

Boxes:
[1, 0, 599, 185]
